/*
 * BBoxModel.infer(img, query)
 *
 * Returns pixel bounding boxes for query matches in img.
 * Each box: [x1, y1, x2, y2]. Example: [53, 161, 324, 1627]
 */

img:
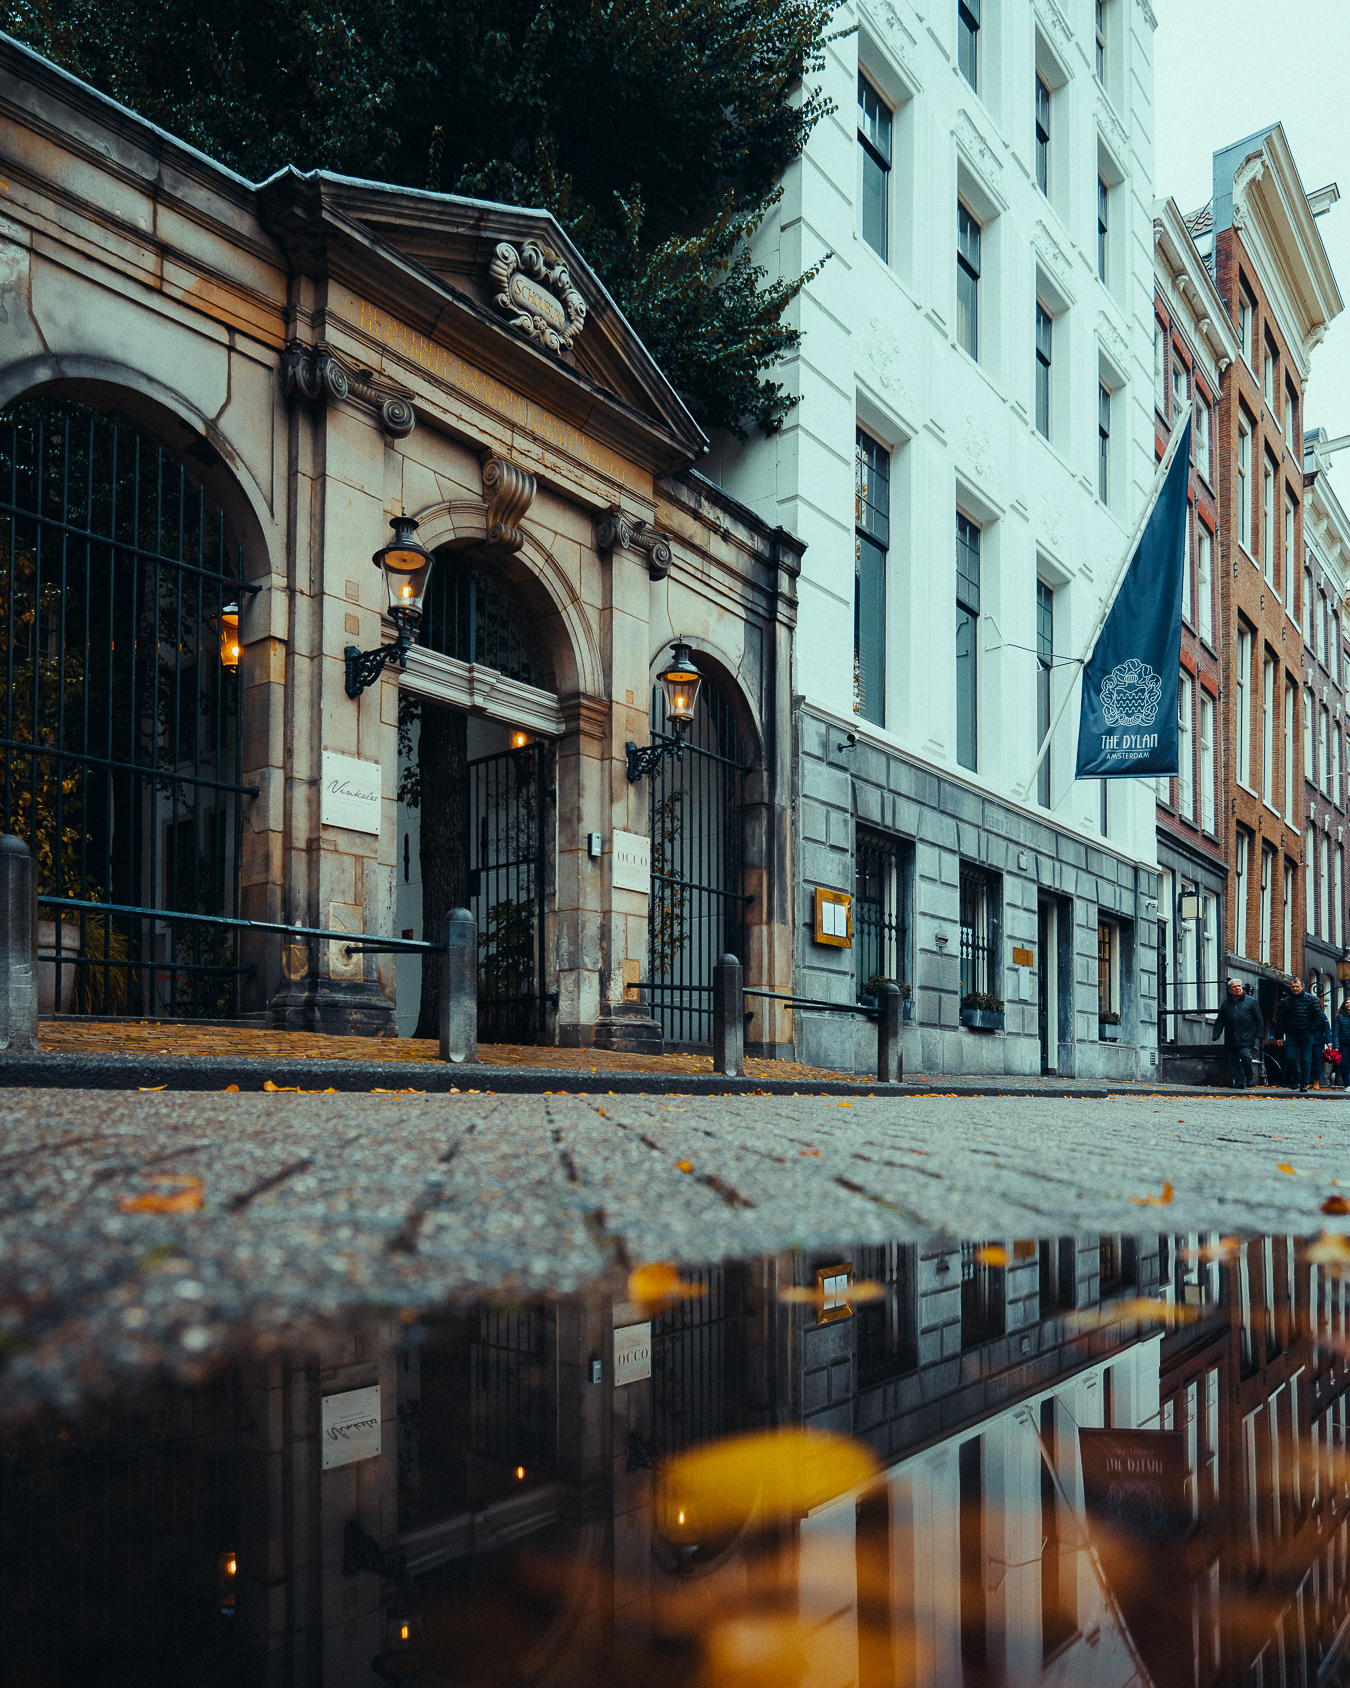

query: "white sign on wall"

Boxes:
[321, 751, 381, 834]
[321, 1384, 382, 1469]
[613, 1322, 653, 1386]
[612, 830, 651, 895]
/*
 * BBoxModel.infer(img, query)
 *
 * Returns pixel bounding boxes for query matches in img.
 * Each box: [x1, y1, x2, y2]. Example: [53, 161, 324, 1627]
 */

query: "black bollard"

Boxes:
[712, 953, 744, 1079]
[876, 982, 902, 1083]
[439, 908, 478, 1065]
[0, 835, 38, 1055]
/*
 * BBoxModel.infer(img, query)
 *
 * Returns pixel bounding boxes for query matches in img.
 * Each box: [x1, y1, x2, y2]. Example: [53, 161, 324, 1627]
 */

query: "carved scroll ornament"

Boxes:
[596, 505, 673, 580]
[282, 342, 416, 438]
[481, 455, 537, 552]
[488, 240, 586, 354]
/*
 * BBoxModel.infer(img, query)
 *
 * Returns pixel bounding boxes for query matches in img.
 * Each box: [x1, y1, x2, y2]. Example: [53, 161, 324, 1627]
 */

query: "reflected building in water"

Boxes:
[4, 1234, 1350, 1686]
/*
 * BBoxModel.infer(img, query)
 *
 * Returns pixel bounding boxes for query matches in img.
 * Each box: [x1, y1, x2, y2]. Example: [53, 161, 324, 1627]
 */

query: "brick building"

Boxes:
[1186, 127, 1342, 1003]
[1152, 199, 1237, 1051]
[1301, 426, 1350, 1004]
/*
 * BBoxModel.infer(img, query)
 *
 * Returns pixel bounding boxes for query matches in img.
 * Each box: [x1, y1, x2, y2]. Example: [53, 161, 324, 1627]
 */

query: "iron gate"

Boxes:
[0, 396, 251, 1018]
[650, 1265, 748, 1457]
[470, 742, 549, 1043]
[646, 677, 747, 1045]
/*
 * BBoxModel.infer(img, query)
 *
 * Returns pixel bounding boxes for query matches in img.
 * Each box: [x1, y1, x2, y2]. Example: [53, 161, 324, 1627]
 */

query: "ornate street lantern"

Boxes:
[626, 641, 704, 782]
[345, 515, 437, 698]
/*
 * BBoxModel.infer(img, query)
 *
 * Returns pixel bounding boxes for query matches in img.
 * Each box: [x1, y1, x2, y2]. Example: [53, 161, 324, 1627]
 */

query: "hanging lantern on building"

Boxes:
[657, 640, 703, 729]
[372, 515, 436, 626]
[219, 605, 240, 671]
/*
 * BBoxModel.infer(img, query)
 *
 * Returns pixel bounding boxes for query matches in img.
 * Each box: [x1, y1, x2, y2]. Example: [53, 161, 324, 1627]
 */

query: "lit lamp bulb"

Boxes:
[510, 732, 529, 750]
[219, 605, 240, 671]
[657, 641, 703, 732]
[516, 1465, 526, 1480]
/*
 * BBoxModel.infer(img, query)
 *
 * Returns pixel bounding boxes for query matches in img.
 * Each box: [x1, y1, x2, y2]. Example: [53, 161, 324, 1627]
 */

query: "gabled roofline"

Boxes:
[1153, 196, 1239, 383]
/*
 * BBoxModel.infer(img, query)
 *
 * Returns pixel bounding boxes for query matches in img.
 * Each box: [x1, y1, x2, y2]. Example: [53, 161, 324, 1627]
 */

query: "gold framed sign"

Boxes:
[816, 1264, 854, 1323]
[814, 887, 852, 947]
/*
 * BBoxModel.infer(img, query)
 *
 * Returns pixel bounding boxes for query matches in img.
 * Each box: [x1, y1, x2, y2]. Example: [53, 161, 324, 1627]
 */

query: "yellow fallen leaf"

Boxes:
[676, 1160, 693, 1173]
[1278, 1163, 1298, 1175]
[263, 1080, 302, 1093]
[138, 1084, 167, 1092]
[975, 1245, 1009, 1268]
[222, 1083, 240, 1093]
[1307, 1232, 1350, 1266]
[628, 1261, 706, 1307]
[837, 1101, 852, 1108]
[118, 1175, 205, 1215]
[1130, 1180, 1174, 1207]
[658, 1429, 877, 1537]
[1065, 1296, 1198, 1331]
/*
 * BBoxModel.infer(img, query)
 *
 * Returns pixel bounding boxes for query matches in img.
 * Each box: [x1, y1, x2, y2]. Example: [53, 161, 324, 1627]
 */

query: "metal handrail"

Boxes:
[36, 895, 447, 953]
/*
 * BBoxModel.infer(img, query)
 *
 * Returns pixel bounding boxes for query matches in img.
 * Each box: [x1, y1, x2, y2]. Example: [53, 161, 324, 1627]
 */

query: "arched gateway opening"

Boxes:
[0, 394, 253, 1018]
[396, 549, 558, 1045]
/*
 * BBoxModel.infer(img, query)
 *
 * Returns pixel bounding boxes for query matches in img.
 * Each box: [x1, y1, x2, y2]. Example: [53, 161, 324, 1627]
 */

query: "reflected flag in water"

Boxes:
[1076, 417, 1191, 778]
[1078, 1427, 1192, 1688]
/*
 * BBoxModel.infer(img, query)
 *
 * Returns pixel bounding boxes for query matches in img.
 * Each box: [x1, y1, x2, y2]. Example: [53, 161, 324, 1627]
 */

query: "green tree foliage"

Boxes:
[9, 0, 839, 435]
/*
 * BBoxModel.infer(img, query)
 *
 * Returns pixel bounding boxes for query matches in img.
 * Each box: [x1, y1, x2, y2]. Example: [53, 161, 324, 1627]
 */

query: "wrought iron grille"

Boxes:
[650, 1266, 748, 1457]
[961, 1241, 1005, 1348]
[854, 831, 911, 1000]
[470, 742, 550, 1044]
[0, 1373, 246, 1685]
[958, 864, 997, 1000]
[0, 397, 252, 1018]
[470, 1306, 556, 1474]
[646, 677, 747, 1045]
[421, 551, 538, 685]
[855, 1243, 919, 1386]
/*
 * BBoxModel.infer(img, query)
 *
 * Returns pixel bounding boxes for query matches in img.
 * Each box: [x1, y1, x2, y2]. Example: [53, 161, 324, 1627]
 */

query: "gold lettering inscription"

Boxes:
[356, 299, 625, 480]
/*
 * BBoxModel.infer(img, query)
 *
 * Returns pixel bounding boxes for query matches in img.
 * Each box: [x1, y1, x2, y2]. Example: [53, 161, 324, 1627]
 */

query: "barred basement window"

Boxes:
[855, 830, 912, 1000]
[856, 1243, 918, 1384]
[959, 863, 998, 999]
[961, 1241, 1005, 1347]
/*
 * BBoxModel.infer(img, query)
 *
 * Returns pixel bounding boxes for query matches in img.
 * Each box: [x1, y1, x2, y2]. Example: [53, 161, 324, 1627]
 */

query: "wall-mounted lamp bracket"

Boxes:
[626, 737, 685, 783]
[345, 621, 413, 698]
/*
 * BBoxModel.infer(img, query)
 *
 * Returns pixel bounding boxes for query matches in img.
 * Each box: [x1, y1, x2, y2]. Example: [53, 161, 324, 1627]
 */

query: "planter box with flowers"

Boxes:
[960, 991, 1004, 1031]
[1098, 1010, 1121, 1043]
[861, 976, 915, 1020]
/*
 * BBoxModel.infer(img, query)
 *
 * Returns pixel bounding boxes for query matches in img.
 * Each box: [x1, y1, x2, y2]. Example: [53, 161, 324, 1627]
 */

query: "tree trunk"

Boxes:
[414, 704, 469, 1039]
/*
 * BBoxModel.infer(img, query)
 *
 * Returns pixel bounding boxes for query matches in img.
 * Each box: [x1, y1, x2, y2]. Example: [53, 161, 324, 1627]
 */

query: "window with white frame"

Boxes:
[1095, 0, 1106, 80]
[1260, 847, 1273, 965]
[1203, 895, 1219, 1011]
[1035, 301, 1053, 438]
[1194, 394, 1210, 480]
[1237, 627, 1252, 786]
[1181, 502, 1191, 623]
[1305, 690, 1314, 780]
[1262, 656, 1274, 805]
[1307, 827, 1317, 928]
[854, 428, 889, 726]
[1198, 526, 1212, 642]
[1322, 706, 1331, 794]
[1172, 359, 1187, 425]
[1178, 673, 1194, 820]
[1284, 496, 1294, 612]
[1338, 847, 1345, 948]
[1201, 692, 1215, 832]
[958, 0, 980, 91]
[1335, 723, 1343, 808]
[1321, 833, 1330, 939]
[1284, 681, 1296, 820]
[1335, 612, 1343, 686]
[1154, 323, 1166, 413]
[1238, 286, 1254, 367]
[1263, 339, 1275, 407]
[1263, 457, 1275, 583]
[857, 73, 893, 262]
[1097, 175, 1108, 283]
[1098, 383, 1111, 503]
[1319, 591, 1329, 667]
[1035, 74, 1051, 195]
[1285, 379, 1298, 446]
[1238, 421, 1252, 552]
[956, 509, 981, 771]
[1235, 832, 1249, 957]
[1304, 569, 1313, 644]
[1284, 862, 1294, 970]
[957, 201, 981, 359]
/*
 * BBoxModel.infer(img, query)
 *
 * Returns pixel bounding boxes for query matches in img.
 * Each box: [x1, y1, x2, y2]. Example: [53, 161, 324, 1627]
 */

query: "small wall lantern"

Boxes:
[626, 640, 704, 782]
[346, 514, 436, 698]
[219, 604, 240, 671]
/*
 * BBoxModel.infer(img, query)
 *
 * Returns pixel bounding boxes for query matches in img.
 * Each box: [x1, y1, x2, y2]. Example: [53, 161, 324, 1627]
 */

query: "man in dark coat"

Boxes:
[1211, 979, 1264, 1088]
[1336, 996, 1350, 1087]
[1273, 977, 1322, 1094]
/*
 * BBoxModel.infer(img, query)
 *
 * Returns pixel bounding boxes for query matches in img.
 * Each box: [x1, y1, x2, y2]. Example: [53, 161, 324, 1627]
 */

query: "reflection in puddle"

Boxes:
[3, 1234, 1350, 1685]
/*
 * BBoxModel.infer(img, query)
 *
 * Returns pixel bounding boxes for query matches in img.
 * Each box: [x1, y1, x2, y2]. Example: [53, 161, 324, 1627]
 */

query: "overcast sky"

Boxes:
[1155, 0, 1350, 459]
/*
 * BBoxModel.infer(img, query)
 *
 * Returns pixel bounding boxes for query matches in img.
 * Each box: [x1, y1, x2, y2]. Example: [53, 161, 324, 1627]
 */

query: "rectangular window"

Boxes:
[854, 428, 889, 726]
[1194, 395, 1210, 479]
[1198, 527, 1212, 642]
[1263, 459, 1275, 583]
[1305, 689, 1314, 780]
[1239, 287, 1254, 366]
[957, 0, 979, 90]
[1319, 593, 1329, 668]
[1035, 303, 1052, 438]
[1178, 673, 1193, 820]
[1098, 384, 1111, 503]
[1035, 75, 1050, 195]
[1097, 175, 1108, 282]
[1040, 1400, 1077, 1657]
[1100, 778, 1108, 837]
[1264, 344, 1275, 406]
[1095, 0, 1106, 80]
[1181, 503, 1191, 623]
[1262, 656, 1275, 805]
[855, 832, 912, 1000]
[1237, 628, 1251, 786]
[1154, 323, 1166, 412]
[1321, 834, 1330, 939]
[1307, 827, 1317, 928]
[1238, 422, 1252, 552]
[957, 203, 981, 359]
[1322, 706, 1331, 795]
[1285, 681, 1296, 820]
[1036, 580, 1053, 808]
[1285, 862, 1294, 970]
[1201, 692, 1215, 832]
[1172, 360, 1187, 425]
[1284, 497, 1295, 612]
[1338, 848, 1345, 949]
[1260, 847, 1273, 965]
[1286, 379, 1298, 448]
[857, 74, 892, 261]
[958, 863, 997, 999]
[1336, 724, 1343, 808]
[956, 512, 981, 771]
[1203, 894, 1219, 1012]
[1235, 832, 1249, 958]
[1304, 570, 1313, 644]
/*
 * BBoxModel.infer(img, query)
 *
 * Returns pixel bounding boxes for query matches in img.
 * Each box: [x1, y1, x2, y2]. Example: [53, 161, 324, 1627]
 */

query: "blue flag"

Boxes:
[1076, 418, 1190, 778]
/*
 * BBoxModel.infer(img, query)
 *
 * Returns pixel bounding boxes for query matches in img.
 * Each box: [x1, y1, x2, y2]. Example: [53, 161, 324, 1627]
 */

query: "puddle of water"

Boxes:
[2, 1233, 1349, 1685]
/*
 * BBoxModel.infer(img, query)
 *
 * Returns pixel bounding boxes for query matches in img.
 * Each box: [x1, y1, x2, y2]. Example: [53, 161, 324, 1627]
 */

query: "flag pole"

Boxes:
[1018, 413, 1191, 803]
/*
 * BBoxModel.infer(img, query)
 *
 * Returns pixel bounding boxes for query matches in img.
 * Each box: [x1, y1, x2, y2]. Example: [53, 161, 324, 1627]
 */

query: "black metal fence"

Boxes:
[1, 396, 255, 1020]
[958, 864, 997, 1001]
[647, 679, 747, 1045]
[650, 1265, 748, 1457]
[855, 830, 911, 999]
[470, 742, 549, 1043]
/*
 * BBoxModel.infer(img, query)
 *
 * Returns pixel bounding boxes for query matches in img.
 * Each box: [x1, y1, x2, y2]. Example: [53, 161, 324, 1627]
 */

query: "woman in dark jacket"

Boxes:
[1337, 997, 1350, 1087]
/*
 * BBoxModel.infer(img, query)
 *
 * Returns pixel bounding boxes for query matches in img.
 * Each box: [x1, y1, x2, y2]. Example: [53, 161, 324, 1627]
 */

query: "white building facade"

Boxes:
[709, 0, 1162, 1076]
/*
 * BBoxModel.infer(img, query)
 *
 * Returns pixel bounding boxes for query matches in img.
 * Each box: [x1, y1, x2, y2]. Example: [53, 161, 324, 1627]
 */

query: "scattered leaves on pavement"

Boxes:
[118, 1176, 205, 1215]
[1130, 1180, 1174, 1208]
[975, 1245, 1009, 1268]
[1278, 1163, 1298, 1175]
[1321, 1196, 1350, 1216]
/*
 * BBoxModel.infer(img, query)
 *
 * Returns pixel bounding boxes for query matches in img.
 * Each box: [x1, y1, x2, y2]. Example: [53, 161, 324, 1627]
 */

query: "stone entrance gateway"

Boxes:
[0, 34, 800, 1047]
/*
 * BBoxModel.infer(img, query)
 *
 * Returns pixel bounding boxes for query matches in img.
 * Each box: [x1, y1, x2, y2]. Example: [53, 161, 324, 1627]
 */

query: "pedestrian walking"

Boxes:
[1310, 986, 1334, 1089]
[1211, 978, 1264, 1089]
[1273, 977, 1322, 1094]
[1338, 995, 1350, 1087]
